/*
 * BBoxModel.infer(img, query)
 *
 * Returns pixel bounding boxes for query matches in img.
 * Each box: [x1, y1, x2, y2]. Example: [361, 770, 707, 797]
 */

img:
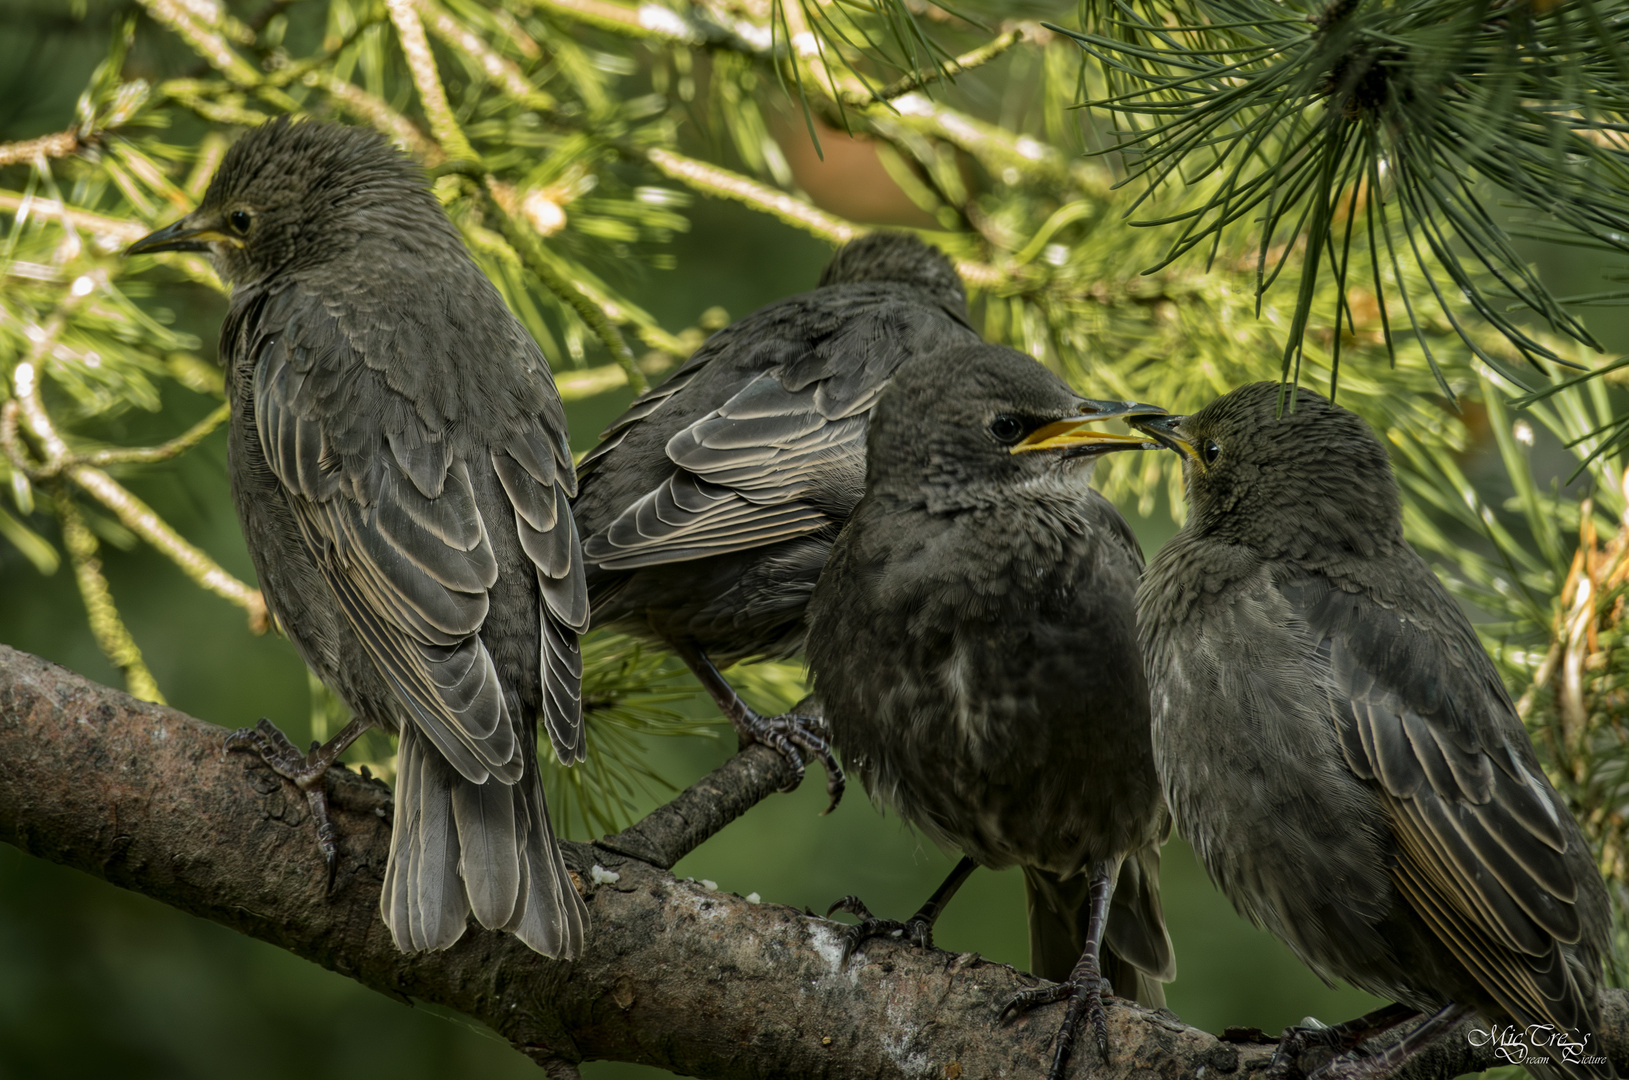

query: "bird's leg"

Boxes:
[1307, 1004, 1469, 1080]
[827, 856, 977, 963]
[1265, 1003, 1420, 1079]
[225, 716, 370, 892]
[1000, 860, 1118, 1080]
[673, 640, 845, 812]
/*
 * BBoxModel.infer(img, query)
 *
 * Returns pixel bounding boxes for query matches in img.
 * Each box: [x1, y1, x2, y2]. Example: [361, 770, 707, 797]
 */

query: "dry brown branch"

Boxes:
[1, 643, 1625, 1079]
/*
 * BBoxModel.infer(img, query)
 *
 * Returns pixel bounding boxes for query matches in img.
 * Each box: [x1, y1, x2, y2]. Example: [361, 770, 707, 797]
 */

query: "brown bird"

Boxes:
[572, 232, 982, 805]
[128, 119, 588, 957]
[1136, 383, 1615, 1079]
[806, 342, 1174, 1080]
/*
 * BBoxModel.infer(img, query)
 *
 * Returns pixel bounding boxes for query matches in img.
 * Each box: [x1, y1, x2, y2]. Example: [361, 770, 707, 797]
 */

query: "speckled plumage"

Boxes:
[136, 119, 588, 957]
[1137, 383, 1613, 1079]
[806, 344, 1174, 1041]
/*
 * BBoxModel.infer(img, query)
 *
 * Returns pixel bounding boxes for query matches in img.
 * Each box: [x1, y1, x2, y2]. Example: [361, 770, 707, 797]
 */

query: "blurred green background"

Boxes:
[5, 1, 1610, 1078]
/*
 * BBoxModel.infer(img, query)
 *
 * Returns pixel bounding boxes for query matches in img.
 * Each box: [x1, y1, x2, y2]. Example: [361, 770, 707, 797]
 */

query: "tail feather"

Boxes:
[381, 722, 588, 958]
[452, 767, 523, 929]
[1106, 845, 1175, 982]
[504, 762, 588, 957]
[384, 724, 466, 950]
[1023, 845, 1174, 1010]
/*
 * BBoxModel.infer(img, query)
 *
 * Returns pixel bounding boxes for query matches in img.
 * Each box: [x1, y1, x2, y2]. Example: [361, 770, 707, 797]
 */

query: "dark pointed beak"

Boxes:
[127, 213, 233, 256]
[1081, 398, 1168, 423]
[1010, 398, 1167, 457]
[1129, 414, 1198, 461]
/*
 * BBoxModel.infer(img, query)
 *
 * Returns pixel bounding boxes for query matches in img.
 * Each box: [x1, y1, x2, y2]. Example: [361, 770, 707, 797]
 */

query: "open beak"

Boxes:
[1129, 414, 1198, 461]
[1011, 398, 1167, 457]
[127, 212, 237, 256]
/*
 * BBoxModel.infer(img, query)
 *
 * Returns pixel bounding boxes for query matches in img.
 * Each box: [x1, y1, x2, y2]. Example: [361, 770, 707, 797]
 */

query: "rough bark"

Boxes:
[0, 642, 1623, 1080]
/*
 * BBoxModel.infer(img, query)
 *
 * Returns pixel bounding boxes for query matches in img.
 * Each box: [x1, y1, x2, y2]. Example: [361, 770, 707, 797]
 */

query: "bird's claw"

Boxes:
[825, 895, 934, 963]
[739, 710, 846, 812]
[316, 820, 340, 895]
[1265, 1004, 1422, 1080]
[226, 718, 342, 895]
[1263, 1028, 1321, 1080]
[998, 982, 1069, 1021]
[226, 717, 304, 766]
[999, 965, 1114, 1080]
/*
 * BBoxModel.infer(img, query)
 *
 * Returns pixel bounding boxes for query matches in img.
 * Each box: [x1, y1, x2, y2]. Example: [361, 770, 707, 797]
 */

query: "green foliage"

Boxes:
[1056, 0, 1629, 400]
[545, 631, 718, 838]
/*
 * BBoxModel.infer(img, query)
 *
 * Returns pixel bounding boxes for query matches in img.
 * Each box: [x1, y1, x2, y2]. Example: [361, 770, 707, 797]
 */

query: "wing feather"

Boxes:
[491, 446, 587, 762]
[579, 287, 978, 570]
[542, 614, 584, 764]
[1282, 569, 1599, 1040]
[388, 428, 452, 499]
[252, 300, 560, 783]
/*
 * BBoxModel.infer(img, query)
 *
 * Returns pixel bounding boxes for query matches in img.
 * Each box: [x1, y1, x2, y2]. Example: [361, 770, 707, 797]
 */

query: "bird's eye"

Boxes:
[989, 414, 1024, 444]
[227, 209, 253, 235]
[1203, 440, 1221, 465]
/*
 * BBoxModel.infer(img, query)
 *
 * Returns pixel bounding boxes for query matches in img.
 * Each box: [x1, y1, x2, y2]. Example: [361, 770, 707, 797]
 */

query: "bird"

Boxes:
[572, 231, 983, 807]
[1134, 382, 1615, 1080]
[804, 342, 1175, 1080]
[127, 118, 589, 958]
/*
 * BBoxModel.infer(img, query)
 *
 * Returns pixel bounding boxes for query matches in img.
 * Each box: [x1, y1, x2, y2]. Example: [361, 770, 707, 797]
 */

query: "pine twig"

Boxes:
[387, 0, 480, 163]
[4, 360, 266, 632]
[0, 130, 86, 167]
[53, 491, 166, 704]
[838, 26, 1026, 106]
[482, 180, 648, 394]
[416, 0, 556, 110]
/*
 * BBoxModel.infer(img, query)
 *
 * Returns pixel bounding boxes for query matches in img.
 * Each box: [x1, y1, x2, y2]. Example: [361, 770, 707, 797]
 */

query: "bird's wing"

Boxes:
[240, 287, 584, 778]
[575, 361, 703, 474]
[489, 423, 588, 765]
[582, 304, 958, 570]
[1280, 568, 1596, 1035]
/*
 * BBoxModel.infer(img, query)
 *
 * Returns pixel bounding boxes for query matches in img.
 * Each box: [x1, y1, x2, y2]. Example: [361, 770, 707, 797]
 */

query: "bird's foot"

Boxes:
[1300, 1006, 1463, 1080]
[999, 960, 1113, 1080]
[1264, 1005, 1421, 1080]
[735, 708, 845, 813]
[1263, 1024, 1334, 1080]
[225, 717, 348, 892]
[825, 895, 936, 962]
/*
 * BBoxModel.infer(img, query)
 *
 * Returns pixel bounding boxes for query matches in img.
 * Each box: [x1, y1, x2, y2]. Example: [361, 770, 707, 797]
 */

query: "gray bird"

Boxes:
[128, 119, 589, 957]
[1135, 383, 1614, 1080]
[805, 343, 1175, 1080]
[572, 232, 982, 805]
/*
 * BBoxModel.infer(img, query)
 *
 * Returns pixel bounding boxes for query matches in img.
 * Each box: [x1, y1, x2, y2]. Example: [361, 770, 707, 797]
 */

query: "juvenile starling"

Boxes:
[1135, 383, 1614, 1079]
[128, 119, 589, 957]
[573, 232, 982, 805]
[805, 343, 1175, 1080]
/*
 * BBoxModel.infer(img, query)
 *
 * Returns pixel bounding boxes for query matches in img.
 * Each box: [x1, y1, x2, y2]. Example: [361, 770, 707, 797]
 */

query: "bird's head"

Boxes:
[127, 117, 451, 287]
[1132, 381, 1402, 557]
[818, 231, 967, 315]
[865, 343, 1162, 511]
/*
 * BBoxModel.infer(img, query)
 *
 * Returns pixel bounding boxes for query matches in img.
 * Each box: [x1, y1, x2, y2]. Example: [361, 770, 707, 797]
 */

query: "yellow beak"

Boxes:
[1011, 398, 1166, 456]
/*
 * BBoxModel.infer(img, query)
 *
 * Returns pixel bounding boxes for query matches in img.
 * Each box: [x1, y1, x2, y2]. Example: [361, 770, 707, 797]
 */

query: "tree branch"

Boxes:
[0, 642, 1623, 1079]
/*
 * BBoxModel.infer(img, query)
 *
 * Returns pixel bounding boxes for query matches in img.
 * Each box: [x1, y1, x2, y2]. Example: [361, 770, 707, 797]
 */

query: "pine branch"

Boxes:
[1053, 0, 1629, 400]
[1, 371, 266, 632]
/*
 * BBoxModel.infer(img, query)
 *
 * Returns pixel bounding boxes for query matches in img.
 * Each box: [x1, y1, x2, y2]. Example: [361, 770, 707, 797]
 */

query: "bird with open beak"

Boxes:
[806, 342, 1173, 1080]
[128, 118, 589, 958]
[1135, 383, 1615, 1080]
